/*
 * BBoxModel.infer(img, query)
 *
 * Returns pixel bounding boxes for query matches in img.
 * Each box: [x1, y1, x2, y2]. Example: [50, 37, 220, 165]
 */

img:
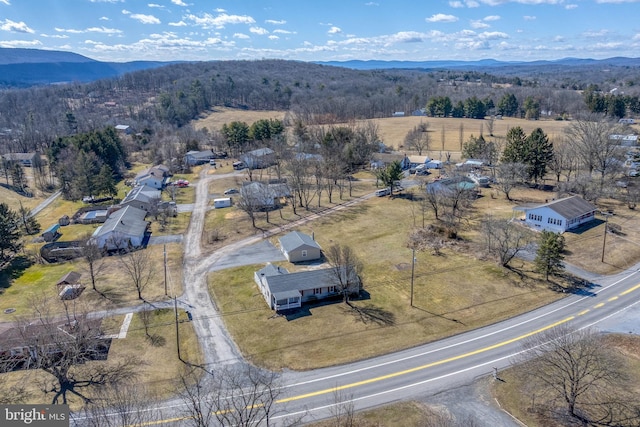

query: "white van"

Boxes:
[376, 187, 391, 197]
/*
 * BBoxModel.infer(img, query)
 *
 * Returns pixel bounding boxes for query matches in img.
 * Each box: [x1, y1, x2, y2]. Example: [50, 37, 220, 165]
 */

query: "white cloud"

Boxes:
[328, 26, 342, 34]
[470, 20, 490, 29]
[185, 13, 255, 29]
[565, 3, 578, 8]
[365, 2, 379, 5]
[148, 3, 164, 8]
[125, 12, 161, 24]
[553, 35, 565, 42]
[450, 0, 464, 6]
[40, 33, 69, 39]
[90, 0, 123, 2]
[273, 29, 295, 35]
[0, 0, 10, 5]
[426, 14, 459, 23]
[250, 26, 269, 35]
[265, 19, 286, 25]
[523, 15, 537, 20]
[478, 31, 508, 40]
[478, 0, 565, 4]
[583, 29, 610, 37]
[99, 16, 110, 21]
[0, 39, 42, 48]
[171, 0, 188, 6]
[55, 26, 122, 34]
[168, 21, 187, 27]
[596, 0, 640, 3]
[268, 35, 279, 40]
[484, 15, 501, 21]
[233, 33, 250, 39]
[0, 19, 35, 33]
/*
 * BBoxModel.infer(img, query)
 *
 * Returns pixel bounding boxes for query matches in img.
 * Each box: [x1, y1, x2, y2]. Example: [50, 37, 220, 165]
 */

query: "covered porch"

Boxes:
[272, 290, 302, 311]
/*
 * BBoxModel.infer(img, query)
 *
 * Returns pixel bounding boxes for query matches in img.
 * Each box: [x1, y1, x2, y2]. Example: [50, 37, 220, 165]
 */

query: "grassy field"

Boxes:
[0, 242, 184, 315]
[208, 188, 572, 371]
[492, 334, 640, 427]
[192, 107, 574, 162]
[0, 308, 202, 410]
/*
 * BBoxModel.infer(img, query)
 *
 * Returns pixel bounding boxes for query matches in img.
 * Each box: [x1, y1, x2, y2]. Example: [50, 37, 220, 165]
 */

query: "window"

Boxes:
[301, 250, 308, 258]
[328, 286, 337, 293]
[313, 288, 322, 295]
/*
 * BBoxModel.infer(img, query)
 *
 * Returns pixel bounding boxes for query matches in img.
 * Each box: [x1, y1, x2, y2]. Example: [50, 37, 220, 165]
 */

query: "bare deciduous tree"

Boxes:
[407, 226, 445, 256]
[325, 244, 363, 303]
[80, 234, 105, 292]
[119, 249, 155, 301]
[517, 325, 640, 426]
[79, 383, 156, 427]
[480, 217, 532, 267]
[404, 122, 431, 155]
[178, 364, 282, 427]
[495, 162, 528, 201]
[12, 296, 138, 405]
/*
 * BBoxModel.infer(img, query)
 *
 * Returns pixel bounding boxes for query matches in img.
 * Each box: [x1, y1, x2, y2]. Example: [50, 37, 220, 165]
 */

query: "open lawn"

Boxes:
[0, 308, 201, 410]
[0, 243, 184, 316]
[202, 173, 376, 251]
[307, 400, 436, 427]
[193, 107, 286, 133]
[208, 192, 571, 371]
[492, 334, 640, 427]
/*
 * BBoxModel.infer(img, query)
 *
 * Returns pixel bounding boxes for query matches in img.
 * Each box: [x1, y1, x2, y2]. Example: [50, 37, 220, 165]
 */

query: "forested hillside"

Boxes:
[0, 58, 639, 170]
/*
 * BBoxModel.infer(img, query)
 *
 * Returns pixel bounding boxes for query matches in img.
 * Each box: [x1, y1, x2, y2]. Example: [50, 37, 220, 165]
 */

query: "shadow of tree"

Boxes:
[345, 303, 395, 326]
[0, 256, 33, 292]
[93, 286, 127, 304]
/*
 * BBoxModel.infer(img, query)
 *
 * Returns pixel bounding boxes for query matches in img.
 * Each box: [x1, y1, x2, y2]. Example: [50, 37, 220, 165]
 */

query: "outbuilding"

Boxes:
[279, 231, 322, 263]
[213, 198, 232, 208]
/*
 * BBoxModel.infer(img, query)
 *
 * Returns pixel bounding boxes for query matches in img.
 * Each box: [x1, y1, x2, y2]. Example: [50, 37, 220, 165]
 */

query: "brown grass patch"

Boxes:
[308, 400, 435, 427]
[209, 193, 567, 371]
[192, 107, 286, 132]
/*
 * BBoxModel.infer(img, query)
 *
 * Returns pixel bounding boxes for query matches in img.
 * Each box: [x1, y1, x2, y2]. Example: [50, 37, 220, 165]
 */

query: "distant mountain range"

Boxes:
[0, 48, 178, 88]
[315, 57, 640, 71]
[1, 48, 640, 88]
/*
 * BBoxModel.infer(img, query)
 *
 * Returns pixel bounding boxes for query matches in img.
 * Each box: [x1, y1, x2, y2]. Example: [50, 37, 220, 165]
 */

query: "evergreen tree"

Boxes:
[375, 160, 404, 196]
[526, 128, 554, 182]
[534, 231, 565, 280]
[18, 202, 40, 236]
[498, 93, 519, 117]
[95, 165, 117, 198]
[501, 126, 528, 163]
[0, 202, 22, 260]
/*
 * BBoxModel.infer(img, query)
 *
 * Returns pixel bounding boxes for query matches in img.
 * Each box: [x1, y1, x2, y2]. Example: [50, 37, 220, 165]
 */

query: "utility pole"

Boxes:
[174, 296, 182, 362]
[410, 248, 416, 307]
[163, 244, 168, 296]
[601, 212, 610, 263]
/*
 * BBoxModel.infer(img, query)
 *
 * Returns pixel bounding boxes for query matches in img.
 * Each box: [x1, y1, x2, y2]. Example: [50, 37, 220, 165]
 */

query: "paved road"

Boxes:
[70, 172, 640, 426]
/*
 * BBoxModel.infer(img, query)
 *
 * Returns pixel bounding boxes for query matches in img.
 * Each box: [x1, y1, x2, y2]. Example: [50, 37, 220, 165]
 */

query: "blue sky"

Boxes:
[1, 0, 639, 62]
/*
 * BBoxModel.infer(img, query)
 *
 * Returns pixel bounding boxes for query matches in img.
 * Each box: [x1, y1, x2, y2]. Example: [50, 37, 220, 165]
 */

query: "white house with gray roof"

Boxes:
[279, 231, 322, 263]
[513, 195, 597, 233]
[91, 206, 149, 251]
[120, 185, 161, 212]
[254, 263, 360, 311]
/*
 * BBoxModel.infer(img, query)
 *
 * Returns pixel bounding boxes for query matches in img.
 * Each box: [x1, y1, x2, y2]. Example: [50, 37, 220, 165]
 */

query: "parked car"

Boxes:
[224, 188, 239, 195]
[174, 179, 190, 187]
[375, 187, 391, 197]
[233, 161, 245, 170]
[209, 159, 216, 166]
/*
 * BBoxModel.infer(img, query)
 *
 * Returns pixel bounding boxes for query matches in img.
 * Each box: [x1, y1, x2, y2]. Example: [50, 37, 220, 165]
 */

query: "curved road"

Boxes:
[72, 171, 640, 425]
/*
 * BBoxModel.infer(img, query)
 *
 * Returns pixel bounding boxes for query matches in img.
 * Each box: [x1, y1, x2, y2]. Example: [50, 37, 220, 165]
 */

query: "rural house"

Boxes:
[2, 152, 37, 167]
[279, 231, 322, 263]
[134, 165, 169, 189]
[513, 195, 597, 233]
[240, 147, 276, 169]
[240, 181, 291, 209]
[254, 263, 361, 311]
[183, 150, 214, 166]
[120, 185, 161, 213]
[91, 205, 149, 251]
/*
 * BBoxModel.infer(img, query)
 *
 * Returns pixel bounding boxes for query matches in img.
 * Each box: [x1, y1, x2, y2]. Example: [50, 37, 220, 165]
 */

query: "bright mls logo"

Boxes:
[1, 405, 68, 426]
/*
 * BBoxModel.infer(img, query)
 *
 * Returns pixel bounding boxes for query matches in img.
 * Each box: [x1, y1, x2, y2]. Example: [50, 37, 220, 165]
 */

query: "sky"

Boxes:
[1, 0, 639, 63]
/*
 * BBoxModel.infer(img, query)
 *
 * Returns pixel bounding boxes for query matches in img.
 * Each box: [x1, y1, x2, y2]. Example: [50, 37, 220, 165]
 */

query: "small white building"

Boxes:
[213, 198, 232, 208]
[513, 195, 597, 233]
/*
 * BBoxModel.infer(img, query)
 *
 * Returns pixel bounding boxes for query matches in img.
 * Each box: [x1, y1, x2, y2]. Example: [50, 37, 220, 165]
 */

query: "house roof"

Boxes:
[264, 267, 351, 295]
[256, 263, 289, 278]
[185, 150, 214, 160]
[122, 185, 160, 205]
[135, 166, 167, 181]
[2, 152, 36, 161]
[93, 205, 148, 238]
[241, 181, 292, 204]
[408, 155, 430, 164]
[246, 147, 274, 157]
[426, 176, 476, 194]
[56, 271, 81, 286]
[522, 196, 597, 220]
[279, 231, 321, 253]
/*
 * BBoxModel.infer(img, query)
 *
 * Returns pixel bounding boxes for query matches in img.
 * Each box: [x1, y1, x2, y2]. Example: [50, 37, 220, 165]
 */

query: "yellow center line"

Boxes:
[593, 302, 605, 309]
[276, 316, 575, 404]
[578, 309, 590, 316]
[620, 283, 640, 296]
[608, 296, 619, 302]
